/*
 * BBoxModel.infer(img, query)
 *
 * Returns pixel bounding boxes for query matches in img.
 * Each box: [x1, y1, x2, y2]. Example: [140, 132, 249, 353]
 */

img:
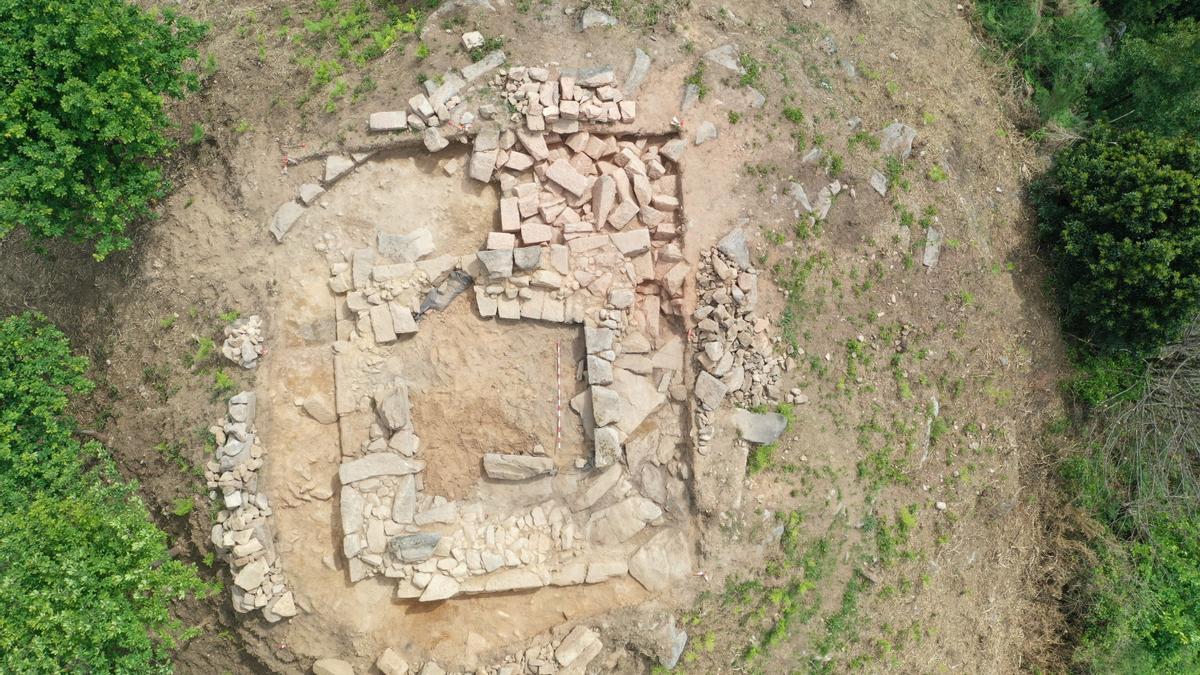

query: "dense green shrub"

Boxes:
[1034, 127, 1200, 356]
[0, 1, 206, 260]
[0, 311, 93, 505]
[978, 0, 1198, 133]
[982, 2, 1200, 671]
[977, 0, 1109, 126]
[0, 313, 207, 672]
[1102, 0, 1199, 26]
[1089, 18, 1200, 138]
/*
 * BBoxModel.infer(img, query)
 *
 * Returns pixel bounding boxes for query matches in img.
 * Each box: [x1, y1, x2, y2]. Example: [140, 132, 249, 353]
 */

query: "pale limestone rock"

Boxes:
[419, 574, 460, 601]
[369, 111, 408, 132]
[587, 497, 661, 544]
[482, 453, 557, 480]
[376, 648, 410, 675]
[324, 155, 355, 183]
[339, 454, 424, 484]
[584, 560, 627, 583]
[628, 529, 691, 592]
[313, 658, 355, 675]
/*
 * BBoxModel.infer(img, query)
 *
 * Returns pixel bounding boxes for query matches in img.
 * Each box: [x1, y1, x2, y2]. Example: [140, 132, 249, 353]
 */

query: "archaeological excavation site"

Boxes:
[14, 0, 1164, 671]
[201, 39, 793, 675]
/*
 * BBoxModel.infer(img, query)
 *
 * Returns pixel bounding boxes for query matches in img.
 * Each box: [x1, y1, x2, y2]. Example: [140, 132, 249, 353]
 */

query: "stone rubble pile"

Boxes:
[269, 36, 654, 246]
[370, 50, 644, 157]
[493, 623, 604, 675]
[496, 65, 636, 133]
[204, 392, 297, 621]
[355, 56, 693, 468]
[690, 229, 787, 452]
[785, 178, 843, 222]
[466, 129, 688, 333]
[324, 229, 447, 346]
[786, 121, 920, 220]
[580, 320, 683, 469]
[376, 56, 638, 141]
[321, 158, 689, 469]
[221, 315, 265, 369]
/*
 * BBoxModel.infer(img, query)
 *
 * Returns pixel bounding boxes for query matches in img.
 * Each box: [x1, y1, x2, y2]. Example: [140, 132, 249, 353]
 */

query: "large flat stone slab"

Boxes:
[482, 569, 544, 593]
[369, 111, 408, 132]
[482, 453, 557, 480]
[572, 464, 622, 511]
[611, 367, 666, 435]
[389, 533, 440, 563]
[716, 227, 750, 269]
[269, 201, 305, 242]
[419, 574, 460, 602]
[546, 158, 589, 196]
[379, 227, 434, 262]
[628, 528, 691, 592]
[339, 453, 425, 484]
[694, 371, 728, 411]
[731, 409, 788, 444]
[461, 50, 506, 81]
[234, 559, 269, 590]
[586, 496, 661, 544]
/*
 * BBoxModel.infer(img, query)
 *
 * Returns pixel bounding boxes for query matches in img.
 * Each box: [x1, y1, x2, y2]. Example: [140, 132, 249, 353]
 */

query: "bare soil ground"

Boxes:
[0, 0, 1077, 672]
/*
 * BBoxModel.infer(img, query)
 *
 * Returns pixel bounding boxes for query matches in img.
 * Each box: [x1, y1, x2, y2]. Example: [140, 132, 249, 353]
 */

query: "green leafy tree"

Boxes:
[1089, 18, 1200, 137]
[0, 313, 208, 672]
[0, 1, 207, 260]
[1035, 127, 1200, 355]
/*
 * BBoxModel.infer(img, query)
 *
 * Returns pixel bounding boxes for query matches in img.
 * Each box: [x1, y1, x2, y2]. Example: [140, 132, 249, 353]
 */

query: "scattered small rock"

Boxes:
[879, 122, 918, 160]
[703, 44, 742, 73]
[580, 8, 617, 30]
[694, 121, 718, 145]
[461, 31, 484, 50]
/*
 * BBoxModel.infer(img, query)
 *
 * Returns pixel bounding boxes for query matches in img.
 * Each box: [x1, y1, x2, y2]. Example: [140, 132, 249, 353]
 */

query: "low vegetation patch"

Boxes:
[0, 313, 208, 671]
[1061, 324, 1200, 672]
[979, 6, 1200, 668]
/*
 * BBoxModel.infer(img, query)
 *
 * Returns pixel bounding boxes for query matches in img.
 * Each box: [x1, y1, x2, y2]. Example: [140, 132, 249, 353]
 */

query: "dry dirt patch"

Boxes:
[399, 304, 587, 500]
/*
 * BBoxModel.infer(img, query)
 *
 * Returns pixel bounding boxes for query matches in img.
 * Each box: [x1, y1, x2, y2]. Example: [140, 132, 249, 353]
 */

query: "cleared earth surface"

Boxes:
[0, 0, 1075, 672]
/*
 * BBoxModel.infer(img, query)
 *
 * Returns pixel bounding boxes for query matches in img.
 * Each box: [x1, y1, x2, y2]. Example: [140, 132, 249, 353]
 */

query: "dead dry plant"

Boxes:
[1093, 319, 1200, 532]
